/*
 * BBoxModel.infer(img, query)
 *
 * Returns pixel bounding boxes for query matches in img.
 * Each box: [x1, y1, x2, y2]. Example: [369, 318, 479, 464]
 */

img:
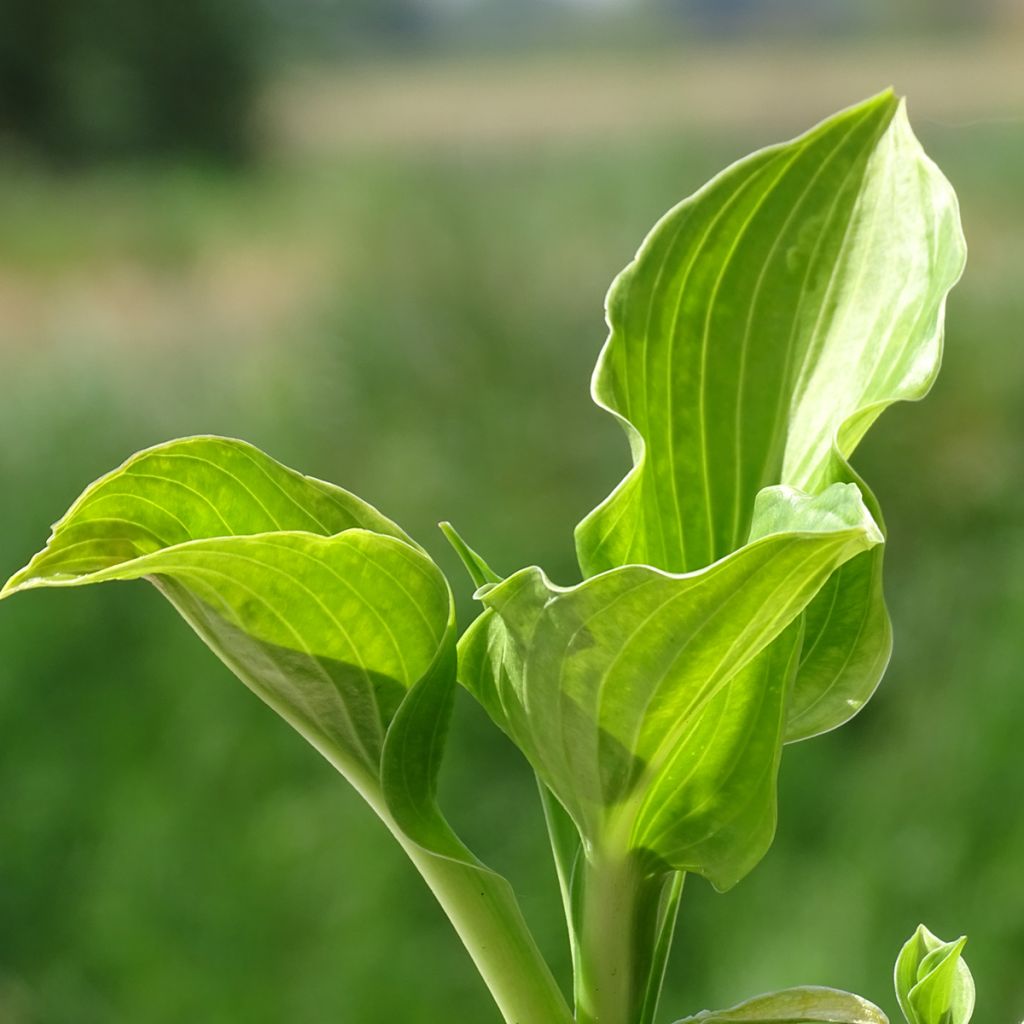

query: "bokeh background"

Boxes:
[2, 2, 1023, 1022]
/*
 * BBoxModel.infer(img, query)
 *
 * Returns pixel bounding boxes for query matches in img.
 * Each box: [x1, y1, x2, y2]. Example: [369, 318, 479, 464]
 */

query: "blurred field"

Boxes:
[272, 37, 1024, 152]
[2, 41, 1024, 1024]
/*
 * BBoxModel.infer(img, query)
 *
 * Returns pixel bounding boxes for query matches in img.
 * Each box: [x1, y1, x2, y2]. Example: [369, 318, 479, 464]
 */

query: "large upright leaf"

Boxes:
[576, 91, 966, 740]
[460, 483, 882, 888]
[2, 436, 452, 813]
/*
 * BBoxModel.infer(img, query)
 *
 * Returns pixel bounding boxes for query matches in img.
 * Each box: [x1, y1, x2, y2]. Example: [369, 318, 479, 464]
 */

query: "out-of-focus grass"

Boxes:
[2, 48, 1023, 1023]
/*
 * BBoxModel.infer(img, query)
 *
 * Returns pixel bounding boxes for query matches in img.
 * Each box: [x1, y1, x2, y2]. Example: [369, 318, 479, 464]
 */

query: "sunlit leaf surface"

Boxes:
[2, 436, 452, 794]
[577, 91, 965, 741]
[461, 92, 965, 887]
[461, 485, 881, 888]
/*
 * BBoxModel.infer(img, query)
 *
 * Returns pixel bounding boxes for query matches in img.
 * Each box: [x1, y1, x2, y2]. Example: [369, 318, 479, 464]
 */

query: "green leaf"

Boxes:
[895, 925, 975, 1024]
[1, 435, 453, 812]
[380, 615, 465, 858]
[575, 90, 966, 742]
[439, 520, 503, 588]
[2, 435, 577, 1024]
[460, 483, 881, 887]
[673, 986, 889, 1024]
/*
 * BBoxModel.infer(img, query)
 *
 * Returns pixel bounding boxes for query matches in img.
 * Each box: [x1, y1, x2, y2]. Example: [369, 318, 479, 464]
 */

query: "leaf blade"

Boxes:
[2, 434, 412, 595]
[575, 92, 965, 744]
[2, 436, 452, 792]
[460, 483, 881, 884]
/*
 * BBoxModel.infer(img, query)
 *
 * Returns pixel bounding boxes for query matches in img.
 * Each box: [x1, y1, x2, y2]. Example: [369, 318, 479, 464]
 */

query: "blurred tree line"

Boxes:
[0, 0, 1011, 166]
[0, 0, 265, 164]
[0, 0, 425, 166]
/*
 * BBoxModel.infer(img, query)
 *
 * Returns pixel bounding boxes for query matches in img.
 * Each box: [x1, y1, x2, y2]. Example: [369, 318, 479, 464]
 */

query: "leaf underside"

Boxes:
[1, 436, 463, 857]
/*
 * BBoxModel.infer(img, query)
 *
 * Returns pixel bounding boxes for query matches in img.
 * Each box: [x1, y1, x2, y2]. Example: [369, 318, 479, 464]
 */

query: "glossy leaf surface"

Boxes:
[576, 91, 966, 742]
[2, 436, 452, 794]
[2, 436, 576, 1024]
[460, 484, 881, 887]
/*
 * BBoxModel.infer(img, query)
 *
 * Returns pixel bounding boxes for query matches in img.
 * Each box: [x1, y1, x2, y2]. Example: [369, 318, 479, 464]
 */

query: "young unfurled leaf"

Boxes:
[894, 925, 975, 1024]
[673, 986, 890, 1024]
[460, 483, 881, 888]
[1, 436, 453, 815]
[576, 90, 965, 744]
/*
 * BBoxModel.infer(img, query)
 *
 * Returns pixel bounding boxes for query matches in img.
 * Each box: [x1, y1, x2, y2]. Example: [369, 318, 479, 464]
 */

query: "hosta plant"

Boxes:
[3, 91, 971, 1024]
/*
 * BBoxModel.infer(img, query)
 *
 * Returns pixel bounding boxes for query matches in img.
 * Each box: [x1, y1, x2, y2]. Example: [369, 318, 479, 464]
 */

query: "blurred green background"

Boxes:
[2, 2, 1023, 1022]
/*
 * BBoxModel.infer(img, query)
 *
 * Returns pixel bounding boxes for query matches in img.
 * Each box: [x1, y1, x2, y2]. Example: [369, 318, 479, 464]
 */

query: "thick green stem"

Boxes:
[168, 590, 570, 1022]
[387, 820, 574, 1024]
[248, 689, 573, 1024]
[576, 849, 681, 1024]
[351, 766, 572, 1024]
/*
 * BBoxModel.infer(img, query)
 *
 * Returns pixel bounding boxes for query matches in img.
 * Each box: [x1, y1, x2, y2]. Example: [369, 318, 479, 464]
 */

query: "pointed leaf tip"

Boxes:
[439, 521, 502, 589]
